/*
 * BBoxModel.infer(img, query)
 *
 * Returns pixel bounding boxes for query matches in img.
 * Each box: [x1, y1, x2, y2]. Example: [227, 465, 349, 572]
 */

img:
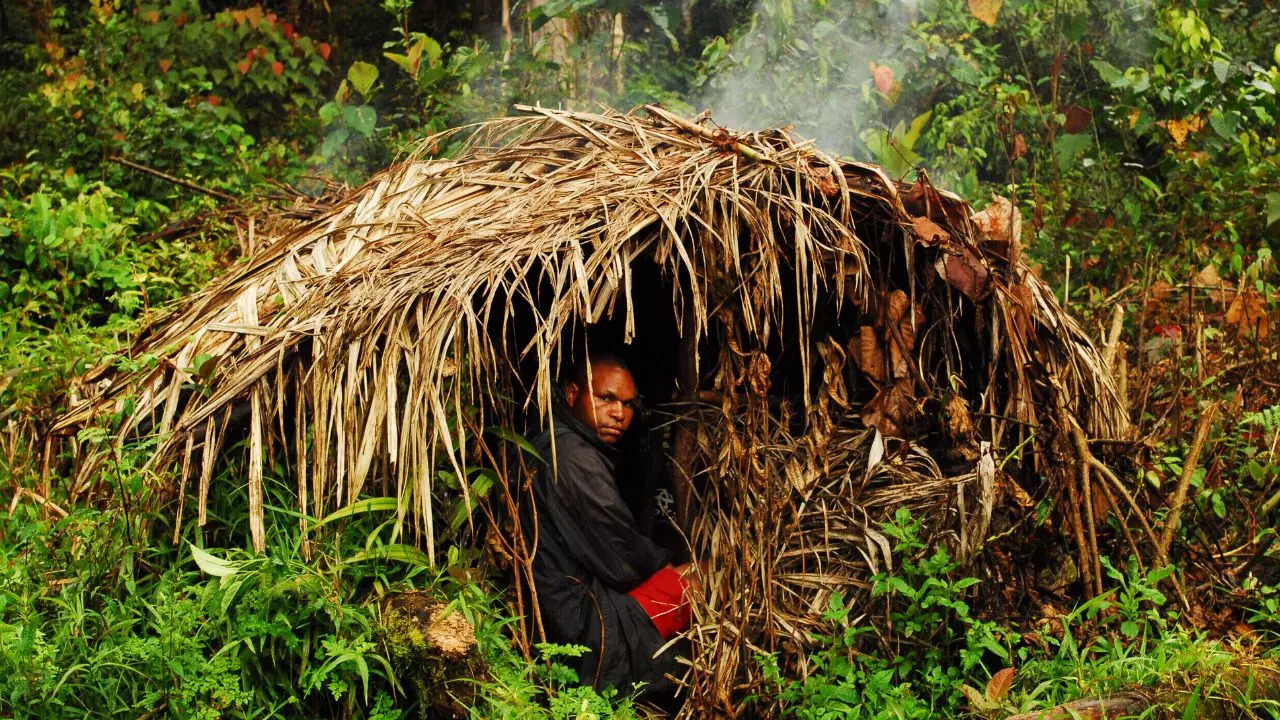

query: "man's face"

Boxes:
[565, 363, 638, 445]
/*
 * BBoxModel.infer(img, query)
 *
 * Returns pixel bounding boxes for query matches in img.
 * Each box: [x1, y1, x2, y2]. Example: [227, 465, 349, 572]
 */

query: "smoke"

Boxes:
[694, 0, 930, 158]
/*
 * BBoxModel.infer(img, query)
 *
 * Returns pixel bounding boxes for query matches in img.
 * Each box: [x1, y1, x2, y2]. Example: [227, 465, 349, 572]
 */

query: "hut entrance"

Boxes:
[483, 253, 710, 560]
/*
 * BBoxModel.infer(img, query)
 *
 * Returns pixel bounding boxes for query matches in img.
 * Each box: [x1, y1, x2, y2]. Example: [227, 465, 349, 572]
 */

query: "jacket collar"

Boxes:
[551, 403, 617, 456]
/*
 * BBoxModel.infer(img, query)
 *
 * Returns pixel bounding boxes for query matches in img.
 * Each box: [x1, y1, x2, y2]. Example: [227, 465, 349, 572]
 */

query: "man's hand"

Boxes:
[672, 562, 703, 596]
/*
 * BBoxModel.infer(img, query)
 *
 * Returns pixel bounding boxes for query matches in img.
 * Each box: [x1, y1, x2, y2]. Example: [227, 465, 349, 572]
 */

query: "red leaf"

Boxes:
[207, 94, 222, 106]
[870, 63, 895, 94]
[1011, 133, 1027, 160]
[936, 247, 990, 301]
[271, 61, 284, 76]
[237, 59, 252, 75]
[158, 58, 172, 73]
[318, 42, 331, 61]
[1062, 104, 1093, 133]
[282, 22, 294, 38]
[986, 667, 1015, 701]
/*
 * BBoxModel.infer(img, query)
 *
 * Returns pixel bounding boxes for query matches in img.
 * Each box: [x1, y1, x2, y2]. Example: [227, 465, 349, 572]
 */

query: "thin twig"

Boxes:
[109, 155, 237, 202]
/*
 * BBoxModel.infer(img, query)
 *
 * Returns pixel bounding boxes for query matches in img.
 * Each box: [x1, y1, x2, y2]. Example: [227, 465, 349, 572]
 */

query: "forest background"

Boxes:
[2, 0, 1280, 717]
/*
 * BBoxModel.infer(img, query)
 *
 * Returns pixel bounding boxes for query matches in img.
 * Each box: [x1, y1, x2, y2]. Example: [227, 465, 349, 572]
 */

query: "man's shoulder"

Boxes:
[546, 427, 601, 460]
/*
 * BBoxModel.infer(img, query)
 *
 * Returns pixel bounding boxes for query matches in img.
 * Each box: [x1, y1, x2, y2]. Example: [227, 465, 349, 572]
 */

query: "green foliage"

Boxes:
[4, 0, 1280, 717]
[0, 174, 220, 327]
[0, 2, 328, 201]
[759, 511, 1267, 719]
[758, 509, 1006, 719]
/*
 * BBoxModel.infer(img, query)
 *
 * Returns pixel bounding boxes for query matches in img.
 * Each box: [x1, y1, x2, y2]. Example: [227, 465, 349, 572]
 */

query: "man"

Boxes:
[525, 354, 692, 694]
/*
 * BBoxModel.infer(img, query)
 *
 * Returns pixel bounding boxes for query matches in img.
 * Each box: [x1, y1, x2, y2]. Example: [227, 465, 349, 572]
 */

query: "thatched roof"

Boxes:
[53, 105, 1127, 711]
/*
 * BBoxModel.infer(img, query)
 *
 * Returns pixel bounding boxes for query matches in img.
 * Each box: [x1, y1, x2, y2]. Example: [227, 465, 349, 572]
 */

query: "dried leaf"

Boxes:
[960, 684, 995, 711]
[1226, 289, 1269, 338]
[1193, 264, 1222, 287]
[885, 290, 923, 378]
[971, 196, 1022, 245]
[1012, 133, 1027, 160]
[911, 215, 950, 246]
[998, 474, 1035, 508]
[867, 428, 885, 470]
[937, 248, 990, 301]
[967, 0, 1002, 26]
[1062, 104, 1092, 133]
[1166, 117, 1204, 146]
[854, 325, 886, 382]
[946, 395, 976, 443]
[862, 378, 917, 437]
[986, 667, 1015, 701]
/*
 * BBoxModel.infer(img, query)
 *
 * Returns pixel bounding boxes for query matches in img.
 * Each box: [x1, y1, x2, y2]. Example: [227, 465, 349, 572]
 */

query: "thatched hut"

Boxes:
[53, 106, 1128, 712]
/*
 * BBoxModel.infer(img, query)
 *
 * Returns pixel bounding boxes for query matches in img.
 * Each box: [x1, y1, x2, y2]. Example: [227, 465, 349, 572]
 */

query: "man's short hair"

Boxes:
[568, 353, 632, 388]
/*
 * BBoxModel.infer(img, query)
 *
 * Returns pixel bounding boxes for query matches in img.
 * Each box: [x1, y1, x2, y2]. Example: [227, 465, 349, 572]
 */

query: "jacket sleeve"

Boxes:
[544, 438, 670, 592]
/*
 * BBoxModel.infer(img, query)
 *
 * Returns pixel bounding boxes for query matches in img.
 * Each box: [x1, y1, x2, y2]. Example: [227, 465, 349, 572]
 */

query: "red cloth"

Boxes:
[628, 565, 691, 640]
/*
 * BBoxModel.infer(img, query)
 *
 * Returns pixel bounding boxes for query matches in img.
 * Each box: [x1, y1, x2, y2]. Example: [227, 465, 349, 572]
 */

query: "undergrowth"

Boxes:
[758, 510, 1280, 719]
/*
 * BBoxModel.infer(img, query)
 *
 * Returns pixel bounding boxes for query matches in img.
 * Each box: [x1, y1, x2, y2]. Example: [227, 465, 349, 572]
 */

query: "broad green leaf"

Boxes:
[1212, 59, 1230, 83]
[420, 35, 443, 67]
[1266, 192, 1280, 227]
[528, 0, 575, 30]
[344, 543, 433, 567]
[343, 104, 377, 137]
[645, 5, 680, 53]
[1090, 59, 1126, 87]
[486, 426, 543, 460]
[347, 61, 378, 98]
[1208, 109, 1237, 139]
[313, 496, 399, 530]
[383, 51, 412, 74]
[320, 127, 349, 157]
[1053, 133, 1092, 172]
[190, 543, 238, 578]
[902, 110, 933, 152]
[318, 100, 339, 124]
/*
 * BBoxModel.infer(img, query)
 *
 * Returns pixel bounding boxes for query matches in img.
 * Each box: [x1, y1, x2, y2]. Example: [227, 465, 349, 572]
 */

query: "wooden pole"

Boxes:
[671, 297, 698, 535]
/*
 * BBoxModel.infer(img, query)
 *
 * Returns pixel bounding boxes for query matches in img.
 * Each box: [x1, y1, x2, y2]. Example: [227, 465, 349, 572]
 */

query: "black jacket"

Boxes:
[525, 404, 678, 693]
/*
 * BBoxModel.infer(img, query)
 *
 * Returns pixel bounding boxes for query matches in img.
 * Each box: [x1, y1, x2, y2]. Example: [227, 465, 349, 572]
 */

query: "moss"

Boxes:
[378, 591, 482, 719]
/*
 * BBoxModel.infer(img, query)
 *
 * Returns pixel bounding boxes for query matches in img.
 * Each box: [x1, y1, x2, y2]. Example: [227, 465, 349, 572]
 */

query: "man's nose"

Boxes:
[608, 402, 624, 419]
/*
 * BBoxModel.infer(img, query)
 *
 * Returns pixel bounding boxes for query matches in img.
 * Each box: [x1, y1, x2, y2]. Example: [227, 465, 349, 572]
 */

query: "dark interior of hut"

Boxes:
[476, 209, 997, 573]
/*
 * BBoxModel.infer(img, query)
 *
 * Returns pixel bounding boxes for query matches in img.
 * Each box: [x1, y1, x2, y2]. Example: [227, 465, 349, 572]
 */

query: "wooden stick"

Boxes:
[1068, 416, 1103, 596]
[1158, 402, 1219, 560]
[1007, 691, 1149, 720]
[1102, 303, 1124, 371]
[109, 155, 237, 202]
[644, 104, 770, 163]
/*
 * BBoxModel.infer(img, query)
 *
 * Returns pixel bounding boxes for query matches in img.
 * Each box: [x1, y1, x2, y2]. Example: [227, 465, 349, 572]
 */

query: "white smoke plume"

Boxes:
[695, 0, 929, 158]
